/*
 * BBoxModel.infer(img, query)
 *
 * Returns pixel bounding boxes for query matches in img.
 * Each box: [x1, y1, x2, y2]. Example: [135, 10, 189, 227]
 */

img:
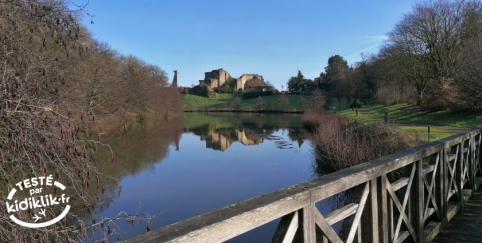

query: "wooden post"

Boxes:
[356, 108, 359, 117]
[272, 211, 299, 243]
[411, 160, 424, 242]
[378, 175, 388, 242]
[456, 143, 464, 210]
[384, 112, 388, 124]
[302, 205, 316, 243]
[367, 179, 380, 243]
[469, 137, 475, 192]
[436, 150, 446, 221]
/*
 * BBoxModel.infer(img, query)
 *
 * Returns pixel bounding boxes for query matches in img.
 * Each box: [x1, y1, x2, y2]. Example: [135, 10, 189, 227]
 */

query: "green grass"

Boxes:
[183, 93, 311, 111]
[328, 98, 480, 141]
[240, 94, 310, 110]
[348, 101, 481, 128]
[329, 98, 482, 128]
[182, 93, 239, 110]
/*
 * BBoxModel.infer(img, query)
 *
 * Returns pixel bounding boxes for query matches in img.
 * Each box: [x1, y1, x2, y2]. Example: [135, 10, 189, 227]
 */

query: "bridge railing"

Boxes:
[125, 126, 482, 243]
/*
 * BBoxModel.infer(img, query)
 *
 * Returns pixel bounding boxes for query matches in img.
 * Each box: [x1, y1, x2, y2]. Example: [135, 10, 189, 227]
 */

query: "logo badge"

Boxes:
[6, 176, 71, 228]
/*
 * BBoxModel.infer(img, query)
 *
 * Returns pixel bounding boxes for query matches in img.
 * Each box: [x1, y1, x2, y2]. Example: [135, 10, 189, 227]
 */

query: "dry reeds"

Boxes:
[303, 109, 415, 171]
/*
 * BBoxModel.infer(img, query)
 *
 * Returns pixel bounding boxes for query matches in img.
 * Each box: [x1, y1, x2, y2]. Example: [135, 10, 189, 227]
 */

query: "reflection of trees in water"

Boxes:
[74, 116, 184, 220]
[93, 116, 184, 178]
[184, 113, 308, 152]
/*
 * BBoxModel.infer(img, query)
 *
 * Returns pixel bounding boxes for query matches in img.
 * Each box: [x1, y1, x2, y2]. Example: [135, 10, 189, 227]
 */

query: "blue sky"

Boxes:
[79, 0, 418, 90]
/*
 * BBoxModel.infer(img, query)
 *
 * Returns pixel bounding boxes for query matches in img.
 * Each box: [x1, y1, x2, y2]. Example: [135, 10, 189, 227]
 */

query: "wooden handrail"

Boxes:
[124, 126, 482, 243]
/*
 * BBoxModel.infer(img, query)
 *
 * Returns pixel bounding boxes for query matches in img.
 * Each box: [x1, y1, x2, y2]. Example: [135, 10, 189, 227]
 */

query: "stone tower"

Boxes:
[171, 70, 178, 88]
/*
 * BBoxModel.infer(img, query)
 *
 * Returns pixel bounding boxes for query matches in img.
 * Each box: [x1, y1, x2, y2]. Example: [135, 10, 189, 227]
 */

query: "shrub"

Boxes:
[304, 110, 415, 171]
[190, 84, 216, 98]
[422, 79, 462, 111]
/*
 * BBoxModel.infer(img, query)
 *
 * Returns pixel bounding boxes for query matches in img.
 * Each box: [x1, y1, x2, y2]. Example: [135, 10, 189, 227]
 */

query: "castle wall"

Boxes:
[236, 74, 264, 90]
[203, 69, 231, 89]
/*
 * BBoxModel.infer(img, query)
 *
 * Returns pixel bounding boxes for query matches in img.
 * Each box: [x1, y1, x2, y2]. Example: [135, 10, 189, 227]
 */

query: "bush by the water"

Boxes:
[190, 84, 216, 98]
[302, 110, 415, 171]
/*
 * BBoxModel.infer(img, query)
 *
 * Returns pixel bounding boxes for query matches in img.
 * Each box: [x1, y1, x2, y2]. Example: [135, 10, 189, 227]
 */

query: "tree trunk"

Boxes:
[417, 91, 424, 105]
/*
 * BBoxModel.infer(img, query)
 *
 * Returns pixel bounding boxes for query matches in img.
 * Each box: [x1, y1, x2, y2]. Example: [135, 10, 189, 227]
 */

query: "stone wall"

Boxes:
[236, 74, 264, 90]
[203, 69, 231, 89]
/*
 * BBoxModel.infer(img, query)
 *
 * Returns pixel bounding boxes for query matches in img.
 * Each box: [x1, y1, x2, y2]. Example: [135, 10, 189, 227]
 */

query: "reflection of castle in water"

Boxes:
[205, 130, 263, 151]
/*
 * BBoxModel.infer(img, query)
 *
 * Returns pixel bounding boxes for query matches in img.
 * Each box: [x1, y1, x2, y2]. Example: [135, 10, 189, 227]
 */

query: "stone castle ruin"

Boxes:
[200, 68, 232, 90]
[199, 68, 264, 90]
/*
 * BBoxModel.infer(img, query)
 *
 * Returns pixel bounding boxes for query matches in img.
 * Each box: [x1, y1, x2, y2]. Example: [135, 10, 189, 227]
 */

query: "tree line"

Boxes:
[291, 0, 482, 112]
[0, 0, 181, 242]
[374, 0, 482, 110]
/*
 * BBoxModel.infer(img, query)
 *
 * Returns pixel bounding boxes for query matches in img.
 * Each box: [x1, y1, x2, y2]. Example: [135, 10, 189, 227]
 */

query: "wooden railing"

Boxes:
[125, 126, 482, 243]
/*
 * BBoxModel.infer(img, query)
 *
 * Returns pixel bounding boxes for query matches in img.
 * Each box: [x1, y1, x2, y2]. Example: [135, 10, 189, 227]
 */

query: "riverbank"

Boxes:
[330, 98, 478, 141]
[182, 93, 311, 112]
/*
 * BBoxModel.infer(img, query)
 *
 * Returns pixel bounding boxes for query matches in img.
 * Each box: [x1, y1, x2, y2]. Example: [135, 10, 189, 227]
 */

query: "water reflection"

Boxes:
[183, 113, 305, 152]
[85, 112, 349, 242]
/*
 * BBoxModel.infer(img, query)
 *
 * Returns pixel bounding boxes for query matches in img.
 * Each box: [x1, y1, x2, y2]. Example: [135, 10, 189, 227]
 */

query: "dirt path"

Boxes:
[356, 105, 468, 134]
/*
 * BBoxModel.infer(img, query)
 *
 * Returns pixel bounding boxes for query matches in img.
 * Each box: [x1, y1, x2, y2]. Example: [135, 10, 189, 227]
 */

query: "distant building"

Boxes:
[197, 69, 265, 91]
[236, 74, 264, 90]
[199, 68, 232, 90]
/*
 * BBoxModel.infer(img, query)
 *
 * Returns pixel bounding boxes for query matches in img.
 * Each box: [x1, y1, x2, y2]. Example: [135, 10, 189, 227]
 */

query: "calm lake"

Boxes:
[84, 112, 347, 242]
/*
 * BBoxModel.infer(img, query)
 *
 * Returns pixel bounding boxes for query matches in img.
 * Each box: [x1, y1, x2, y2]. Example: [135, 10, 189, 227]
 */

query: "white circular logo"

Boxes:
[6, 175, 71, 228]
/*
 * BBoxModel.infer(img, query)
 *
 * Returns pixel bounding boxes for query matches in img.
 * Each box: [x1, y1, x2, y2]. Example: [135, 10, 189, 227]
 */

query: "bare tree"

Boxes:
[253, 96, 265, 112]
[231, 97, 242, 110]
[456, 30, 482, 109]
[311, 89, 326, 110]
[277, 93, 290, 110]
[0, 1, 169, 242]
[384, 0, 482, 104]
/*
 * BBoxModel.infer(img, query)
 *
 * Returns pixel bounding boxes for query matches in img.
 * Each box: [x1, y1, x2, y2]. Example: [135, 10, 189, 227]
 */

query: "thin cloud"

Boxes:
[346, 42, 382, 58]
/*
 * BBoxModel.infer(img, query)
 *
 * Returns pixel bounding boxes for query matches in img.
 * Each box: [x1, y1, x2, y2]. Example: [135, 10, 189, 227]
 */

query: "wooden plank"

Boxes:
[346, 183, 369, 243]
[457, 143, 465, 208]
[313, 209, 343, 243]
[423, 164, 435, 175]
[470, 137, 476, 191]
[424, 208, 435, 221]
[414, 160, 424, 242]
[368, 179, 379, 243]
[393, 163, 416, 240]
[448, 154, 456, 161]
[423, 156, 440, 220]
[437, 149, 447, 221]
[271, 211, 298, 243]
[302, 205, 316, 243]
[323, 203, 358, 225]
[394, 230, 410, 243]
[391, 177, 409, 192]
[378, 174, 388, 243]
[386, 176, 417, 241]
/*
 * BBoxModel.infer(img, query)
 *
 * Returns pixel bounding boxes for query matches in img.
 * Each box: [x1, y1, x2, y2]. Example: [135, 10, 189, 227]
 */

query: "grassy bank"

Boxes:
[182, 93, 311, 112]
[330, 98, 482, 128]
[329, 98, 480, 141]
